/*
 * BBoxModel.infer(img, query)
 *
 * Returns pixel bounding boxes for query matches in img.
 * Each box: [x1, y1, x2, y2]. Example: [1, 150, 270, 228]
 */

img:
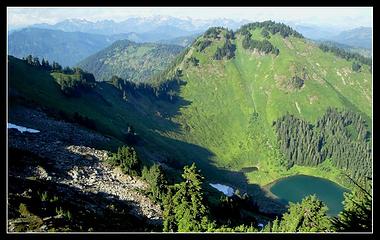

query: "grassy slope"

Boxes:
[166, 28, 371, 188]
[8, 56, 186, 168]
[8, 26, 372, 191]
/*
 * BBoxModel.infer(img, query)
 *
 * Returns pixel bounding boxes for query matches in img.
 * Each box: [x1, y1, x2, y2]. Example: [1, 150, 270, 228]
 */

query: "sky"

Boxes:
[7, 7, 373, 30]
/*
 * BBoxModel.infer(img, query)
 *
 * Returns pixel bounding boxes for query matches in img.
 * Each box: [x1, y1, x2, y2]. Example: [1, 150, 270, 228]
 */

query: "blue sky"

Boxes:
[7, 7, 372, 30]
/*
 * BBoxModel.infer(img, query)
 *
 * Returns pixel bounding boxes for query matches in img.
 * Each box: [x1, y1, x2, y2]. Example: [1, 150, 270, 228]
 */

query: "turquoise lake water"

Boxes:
[270, 175, 349, 215]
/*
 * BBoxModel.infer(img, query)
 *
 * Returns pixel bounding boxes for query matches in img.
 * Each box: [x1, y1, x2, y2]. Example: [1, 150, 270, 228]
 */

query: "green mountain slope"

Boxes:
[152, 23, 372, 187]
[77, 40, 184, 82]
[8, 21, 372, 197]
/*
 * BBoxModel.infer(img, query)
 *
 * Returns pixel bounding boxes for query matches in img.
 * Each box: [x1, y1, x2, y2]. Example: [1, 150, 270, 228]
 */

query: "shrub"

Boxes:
[19, 203, 30, 217]
[141, 164, 168, 203]
[261, 29, 270, 38]
[213, 40, 236, 60]
[108, 146, 141, 176]
[187, 56, 199, 66]
[38, 191, 49, 202]
[196, 39, 212, 52]
[352, 62, 361, 72]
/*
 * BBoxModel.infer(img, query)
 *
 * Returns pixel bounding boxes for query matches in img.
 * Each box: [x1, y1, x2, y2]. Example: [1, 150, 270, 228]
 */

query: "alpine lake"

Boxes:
[270, 175, 349, 216]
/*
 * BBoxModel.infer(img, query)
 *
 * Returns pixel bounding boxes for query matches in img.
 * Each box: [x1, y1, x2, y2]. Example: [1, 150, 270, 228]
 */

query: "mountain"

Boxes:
[77, 40, 184, 82]
[29, 17, 248, 36]
[330, 27, 372, 49]
[144, 22, 371, 188]
[8, 21, 372, 219]
[292, 24, 339, 40]
[311, 40, 372, 58]
[158, 34, 200, 47]
[8, 28, 140, 67]
[292, 24, 372, 50]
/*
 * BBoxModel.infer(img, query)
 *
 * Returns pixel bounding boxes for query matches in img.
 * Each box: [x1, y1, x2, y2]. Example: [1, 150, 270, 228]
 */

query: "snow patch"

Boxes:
[209, 183, 234, 197]
[7, 123, 40, 133]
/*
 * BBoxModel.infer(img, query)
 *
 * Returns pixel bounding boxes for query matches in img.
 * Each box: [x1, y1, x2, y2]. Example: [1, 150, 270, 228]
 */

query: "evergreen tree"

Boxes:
[352, 62, 362, 72]
[162, 187, 177, 232]
[274, 108, 371, 183]
[26, 55, 33, 65]
[142, 164, 168, 203]
[32, 57, 41, 67]
[52, 61, 62, 72]
[265, 195, 333, 232]
[332, 180, 372, 232]
[108, 146, 141, 176]
[162, 163, 210, 232]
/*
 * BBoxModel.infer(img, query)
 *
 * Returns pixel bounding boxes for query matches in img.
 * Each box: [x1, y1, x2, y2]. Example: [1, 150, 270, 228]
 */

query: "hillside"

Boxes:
[148, 22, 372, 188]
[8, 28, 141, 67]
[330, 27, 372, 49]
[312, 40, 372, 58]
[77, 40, 184, 82]
[8, 21, 372, 218]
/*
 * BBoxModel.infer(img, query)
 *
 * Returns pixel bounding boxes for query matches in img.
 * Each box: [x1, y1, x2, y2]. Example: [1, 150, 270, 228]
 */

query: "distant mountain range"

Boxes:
[329, 27, 371, 49]
[8, 28, 138, 67]
[292, 24, 339, 40]
[158, 33, 200, 47]
[8, 27, 190, 67]
[8, 18, 371, 68]
[293, 25, 372, 49]
[8, 16, 246, 67]
[310, 39, 371, 58]
[29, 16, 248, 36]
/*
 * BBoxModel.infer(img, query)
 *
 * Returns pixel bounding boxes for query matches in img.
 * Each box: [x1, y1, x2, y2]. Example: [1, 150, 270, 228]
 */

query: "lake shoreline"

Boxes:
[267, 174, 349, 216]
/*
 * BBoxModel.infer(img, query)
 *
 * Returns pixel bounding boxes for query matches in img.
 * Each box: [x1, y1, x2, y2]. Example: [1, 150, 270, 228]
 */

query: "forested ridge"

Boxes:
[22, 55, 96, 97]
[274, 107, 371, 183]
[319, 44, 372, 66]
[236, 21, 304, 38]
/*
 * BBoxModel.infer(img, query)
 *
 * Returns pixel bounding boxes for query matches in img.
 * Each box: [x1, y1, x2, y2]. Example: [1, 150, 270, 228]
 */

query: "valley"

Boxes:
[7, 9, 373, 233]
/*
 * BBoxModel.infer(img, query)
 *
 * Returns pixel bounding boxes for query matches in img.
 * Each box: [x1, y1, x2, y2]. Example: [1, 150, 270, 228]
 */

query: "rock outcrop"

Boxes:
[8, 106, 162, 230]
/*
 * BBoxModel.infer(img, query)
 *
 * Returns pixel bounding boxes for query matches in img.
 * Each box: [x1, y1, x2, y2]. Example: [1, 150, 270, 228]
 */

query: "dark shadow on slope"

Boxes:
[8, 137, 162, 232]
[8, 55, 287, 222]
[94, 77, 288, 218]
[8, 103, 287, 222]
[8, 176, 160, 232]
[143, 133, 288, 218]
[101, 74, 290, 218]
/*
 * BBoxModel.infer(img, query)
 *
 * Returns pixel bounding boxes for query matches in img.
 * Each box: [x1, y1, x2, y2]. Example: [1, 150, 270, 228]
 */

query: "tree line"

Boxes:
[204, 27, 234, 40]
[241, 31, 280, 56]
[23, 54, 64, 72]
[237, 20, 304, 39]
[213, 39, 236, 60]
[109, 69, 185, 103]
[273, 107, 371, 183]
[23, 55, 96, 97]
[318, 44, 372, 67]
